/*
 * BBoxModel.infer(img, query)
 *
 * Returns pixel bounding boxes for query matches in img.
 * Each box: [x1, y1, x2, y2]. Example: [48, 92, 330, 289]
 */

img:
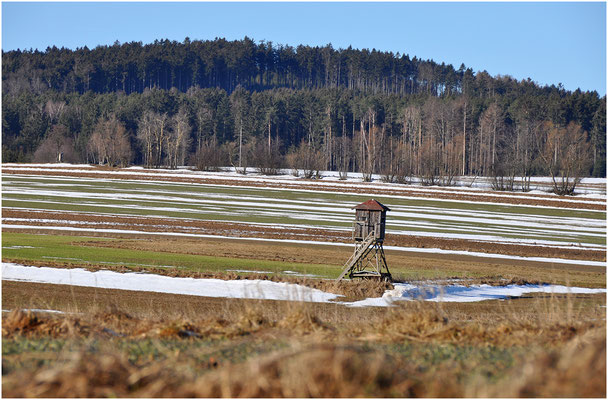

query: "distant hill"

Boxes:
[2, 37, 605, 182]
[3, 36, 603, 98]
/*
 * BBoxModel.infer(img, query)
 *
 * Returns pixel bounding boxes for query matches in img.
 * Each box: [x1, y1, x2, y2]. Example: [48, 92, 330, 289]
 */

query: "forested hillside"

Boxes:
[2, 37, 605, 192]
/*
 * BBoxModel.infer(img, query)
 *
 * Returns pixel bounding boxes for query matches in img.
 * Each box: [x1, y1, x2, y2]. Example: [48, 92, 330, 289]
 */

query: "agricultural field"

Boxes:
[2, 163, 606, 397]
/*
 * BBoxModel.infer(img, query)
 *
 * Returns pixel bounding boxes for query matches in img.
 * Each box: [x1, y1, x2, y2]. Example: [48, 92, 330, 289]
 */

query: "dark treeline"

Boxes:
[2, 36, 470, 96]
[2, 37, 605, 194]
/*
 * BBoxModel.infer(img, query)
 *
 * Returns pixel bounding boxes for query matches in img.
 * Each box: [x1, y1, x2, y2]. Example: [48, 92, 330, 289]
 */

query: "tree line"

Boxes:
[2, 37, 606, 194]
[3, 36, 476, 96]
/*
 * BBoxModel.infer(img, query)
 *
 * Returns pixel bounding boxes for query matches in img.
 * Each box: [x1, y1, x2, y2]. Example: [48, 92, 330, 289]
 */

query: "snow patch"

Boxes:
[1, 263, 339, 303]
[347, 282, 606, 307]
[226, 269, 274, 274]
[2, 263, 604, 307]
[2, 308, 65, 314]
[282, 270, 320, 278]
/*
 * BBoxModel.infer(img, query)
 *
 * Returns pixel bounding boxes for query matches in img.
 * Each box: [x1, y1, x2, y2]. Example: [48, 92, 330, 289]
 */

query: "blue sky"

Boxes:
[2, 2, 606, 95]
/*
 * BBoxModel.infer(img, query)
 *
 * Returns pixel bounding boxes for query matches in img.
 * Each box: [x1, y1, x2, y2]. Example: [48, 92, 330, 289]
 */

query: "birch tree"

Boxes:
[166, 109, 191, 168]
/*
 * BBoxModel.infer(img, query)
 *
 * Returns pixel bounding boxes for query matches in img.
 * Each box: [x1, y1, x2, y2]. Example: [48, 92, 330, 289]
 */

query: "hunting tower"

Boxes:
[337, 199, 392, 281]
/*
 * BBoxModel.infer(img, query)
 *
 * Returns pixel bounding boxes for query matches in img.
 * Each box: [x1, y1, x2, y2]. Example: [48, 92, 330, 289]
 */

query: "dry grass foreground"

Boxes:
[2, 280, 606, 397]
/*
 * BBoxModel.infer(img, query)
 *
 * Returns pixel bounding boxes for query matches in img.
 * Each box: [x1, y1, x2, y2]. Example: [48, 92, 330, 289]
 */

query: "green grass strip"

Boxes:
[2, 232, 340, 278]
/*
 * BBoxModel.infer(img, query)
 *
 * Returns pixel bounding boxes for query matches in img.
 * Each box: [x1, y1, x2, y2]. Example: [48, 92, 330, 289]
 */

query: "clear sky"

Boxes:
[2, 1, 606, 95]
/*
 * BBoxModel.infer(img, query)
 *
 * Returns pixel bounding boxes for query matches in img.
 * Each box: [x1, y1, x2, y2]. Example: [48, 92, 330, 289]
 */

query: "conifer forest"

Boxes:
[3, 37, 606, 194]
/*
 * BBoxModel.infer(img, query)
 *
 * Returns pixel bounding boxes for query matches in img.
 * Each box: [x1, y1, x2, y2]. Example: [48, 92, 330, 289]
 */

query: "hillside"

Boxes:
[3, 37, 606, 186]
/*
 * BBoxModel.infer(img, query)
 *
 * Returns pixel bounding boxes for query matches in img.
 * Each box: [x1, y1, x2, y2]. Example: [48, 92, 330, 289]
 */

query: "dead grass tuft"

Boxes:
[3, 344, 426, 398]
[2, 310, 90, 338]
[1, 349, 189, 398]
[157, 320, 201, 338]
[2, 310, 42, 336]
[4, 336, 604, 398]
[473, 329, 606, 397]
[277, 308, 330, 334]
[236, 307, 270, 332]
[380, 303, 451, 341]
[329, 278, 393, 299]
[184, 344, 434, 398]
[3, 299, 606, 398]
[377, 299, 604, 347]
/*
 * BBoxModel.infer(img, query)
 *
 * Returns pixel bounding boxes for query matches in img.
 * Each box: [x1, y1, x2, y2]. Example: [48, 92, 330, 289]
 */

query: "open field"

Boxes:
[2, 164, 606, 397]
[3, 232, 606, 288]
[3, 165, 606, 259]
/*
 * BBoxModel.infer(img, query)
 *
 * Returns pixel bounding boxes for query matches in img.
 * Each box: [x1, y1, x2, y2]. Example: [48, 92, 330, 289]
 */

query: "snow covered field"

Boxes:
[3, 263, 605, 306]
[3, 163, 606, 198]
[3, 172, 605, 253]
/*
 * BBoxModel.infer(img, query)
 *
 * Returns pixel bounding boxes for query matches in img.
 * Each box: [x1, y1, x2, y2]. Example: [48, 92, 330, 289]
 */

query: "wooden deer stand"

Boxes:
[337, 199, 392, 282]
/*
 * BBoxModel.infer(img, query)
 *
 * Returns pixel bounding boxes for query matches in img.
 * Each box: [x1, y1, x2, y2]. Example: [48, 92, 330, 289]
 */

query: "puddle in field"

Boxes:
[346, 282, 607, 307]
[227, 269, 274, 274]
[283, 270, 320, 278]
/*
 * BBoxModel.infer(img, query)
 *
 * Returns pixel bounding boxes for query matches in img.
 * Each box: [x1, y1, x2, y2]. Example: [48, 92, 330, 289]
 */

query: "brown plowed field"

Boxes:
[3, 167, 605, 210]
[3, 208, 605, 262]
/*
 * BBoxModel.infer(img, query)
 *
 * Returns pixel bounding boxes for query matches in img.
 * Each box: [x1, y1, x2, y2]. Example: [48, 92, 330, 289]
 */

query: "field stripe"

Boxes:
[3, 173, 606, 253]
[3, 224, 605, 267]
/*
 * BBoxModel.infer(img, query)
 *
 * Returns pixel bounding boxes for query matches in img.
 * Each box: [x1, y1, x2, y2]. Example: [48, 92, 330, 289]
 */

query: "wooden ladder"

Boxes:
[337, 231, 376, 281]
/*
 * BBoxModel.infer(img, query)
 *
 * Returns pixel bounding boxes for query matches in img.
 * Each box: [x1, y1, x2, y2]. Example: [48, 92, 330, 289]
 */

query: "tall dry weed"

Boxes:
[2, 348, 192, 398]
[379, 302, 451, 341]
[276, 305, 331, 334]
[2, 310, 90, 338]
[471, 329, 606, 397]
[377, 297, 605, 347]
[183, 344, 439, 397]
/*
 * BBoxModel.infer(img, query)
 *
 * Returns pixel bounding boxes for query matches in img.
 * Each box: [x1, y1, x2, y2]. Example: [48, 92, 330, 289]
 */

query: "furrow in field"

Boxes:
[5, 183, 605, 233]
[4, 208, 604, 252]
[2, 205, 605, 262]
[3, 168, 605, 210]
[2, 225, 605, 267]
[4, 194, 602, 248]
[4, 165, 606, 200]
[3, 171, 606, 262]
[3, 216, 603, 251]
[3, 176, 605, 248]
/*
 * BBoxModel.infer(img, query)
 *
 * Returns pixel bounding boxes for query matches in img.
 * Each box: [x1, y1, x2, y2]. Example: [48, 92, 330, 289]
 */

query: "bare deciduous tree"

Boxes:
[195, 105, 214, 151]
[137, 111, 155, 168]
[87, 115, 132, 167]
[43, 100, 66, 124]
[32, 124, 76, 163]
[151, 112, 169, 167]
[192, 138, 226, 172]
[334, 134, 353, 180]
[137, 111, 169, 168]
[287, 140, 324, 179]
[226, 140, 253, 175]
[251, 137, 284, 175]
[166, 109, 191, 169]
[538, 121, 592, 195]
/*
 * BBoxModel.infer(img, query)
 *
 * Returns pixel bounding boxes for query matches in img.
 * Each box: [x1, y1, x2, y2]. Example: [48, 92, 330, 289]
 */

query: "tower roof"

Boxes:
[353, 199, 390, 212]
